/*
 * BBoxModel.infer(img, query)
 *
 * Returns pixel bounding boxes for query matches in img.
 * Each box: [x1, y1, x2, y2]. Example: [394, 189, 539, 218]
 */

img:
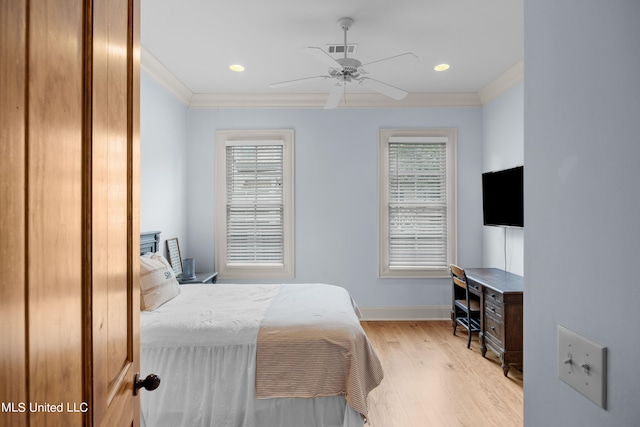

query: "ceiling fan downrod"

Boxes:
[338, 17, 354, 59]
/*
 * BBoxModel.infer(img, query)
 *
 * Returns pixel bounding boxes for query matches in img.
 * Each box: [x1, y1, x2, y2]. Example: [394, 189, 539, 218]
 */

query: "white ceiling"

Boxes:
[140, 0, 523, 99]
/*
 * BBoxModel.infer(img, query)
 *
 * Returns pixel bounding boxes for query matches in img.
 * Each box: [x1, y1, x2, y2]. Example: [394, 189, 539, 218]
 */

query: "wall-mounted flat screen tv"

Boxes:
[482, 165, 524, 228]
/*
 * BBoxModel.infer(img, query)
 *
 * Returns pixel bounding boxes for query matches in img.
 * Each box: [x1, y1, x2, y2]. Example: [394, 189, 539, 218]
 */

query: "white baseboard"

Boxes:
[359, 305, 450, 321]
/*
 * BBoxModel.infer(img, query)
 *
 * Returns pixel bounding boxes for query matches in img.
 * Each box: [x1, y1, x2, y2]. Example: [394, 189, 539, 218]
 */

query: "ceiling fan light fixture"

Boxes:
[229, 64, 245, 72]
[434, 63, 450, 72]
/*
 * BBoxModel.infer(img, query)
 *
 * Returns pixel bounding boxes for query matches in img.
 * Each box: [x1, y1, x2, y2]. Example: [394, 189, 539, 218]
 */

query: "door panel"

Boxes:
[0, 1, 27, 425]
[92, 0, 140, 426]
[27, 1, 85, 425]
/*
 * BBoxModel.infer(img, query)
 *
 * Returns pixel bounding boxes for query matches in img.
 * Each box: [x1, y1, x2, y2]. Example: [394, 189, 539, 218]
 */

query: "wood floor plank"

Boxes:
[362, 321, 523, 427]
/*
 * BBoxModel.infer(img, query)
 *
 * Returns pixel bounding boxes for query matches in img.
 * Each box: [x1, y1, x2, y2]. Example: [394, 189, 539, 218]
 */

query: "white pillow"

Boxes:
[140, 252, 180, 311]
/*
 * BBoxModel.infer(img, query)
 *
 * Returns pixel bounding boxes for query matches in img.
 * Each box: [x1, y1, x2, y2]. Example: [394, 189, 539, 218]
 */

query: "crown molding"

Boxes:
[189, 92, 482, 109]
[478, 60, 524, 105]
[141, 44, 517, 109]
[141, 47, 193, 106]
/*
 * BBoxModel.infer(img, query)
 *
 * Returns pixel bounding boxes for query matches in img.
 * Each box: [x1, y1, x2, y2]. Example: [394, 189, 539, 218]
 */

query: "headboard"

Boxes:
[140, 231, 161, 255]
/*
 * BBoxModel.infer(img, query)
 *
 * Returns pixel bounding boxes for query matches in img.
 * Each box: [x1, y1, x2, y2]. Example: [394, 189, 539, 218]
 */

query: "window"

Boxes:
[215, 130, 294, 279]
[378, 129, 457, 278]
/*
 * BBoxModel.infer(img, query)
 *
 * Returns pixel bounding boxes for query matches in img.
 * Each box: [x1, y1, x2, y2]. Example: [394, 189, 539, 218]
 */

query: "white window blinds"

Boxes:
[388, 137, 448, 269]
[225, 141, 284, 265]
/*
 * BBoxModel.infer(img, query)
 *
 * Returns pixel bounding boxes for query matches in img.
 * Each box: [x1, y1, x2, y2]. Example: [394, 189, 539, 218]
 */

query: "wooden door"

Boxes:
[0, 1, 140, 426]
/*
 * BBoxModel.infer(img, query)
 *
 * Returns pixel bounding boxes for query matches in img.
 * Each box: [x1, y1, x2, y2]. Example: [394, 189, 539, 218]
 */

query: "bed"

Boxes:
[139, 232, 383, 427]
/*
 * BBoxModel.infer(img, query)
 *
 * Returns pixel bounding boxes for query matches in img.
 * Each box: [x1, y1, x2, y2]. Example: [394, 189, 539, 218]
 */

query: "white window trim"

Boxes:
[378, 128, 457, 278]
[215, 129, 295, 279]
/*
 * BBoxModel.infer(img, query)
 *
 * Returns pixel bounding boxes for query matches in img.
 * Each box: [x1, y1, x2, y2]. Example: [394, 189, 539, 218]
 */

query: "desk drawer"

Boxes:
[485, 299, 503, 318]
[485, 290, 503, 305]
[484, 313, 504, 346]
[468, 280, 482, 296]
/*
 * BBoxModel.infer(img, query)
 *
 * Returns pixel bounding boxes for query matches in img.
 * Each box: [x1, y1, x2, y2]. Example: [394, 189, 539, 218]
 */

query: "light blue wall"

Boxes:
[524, 0, 640, 425]
[482, 82, 524, 275]
[139, 67, 528, 309]
[140, 71, 189, 257]
[184, 107, 484, 307]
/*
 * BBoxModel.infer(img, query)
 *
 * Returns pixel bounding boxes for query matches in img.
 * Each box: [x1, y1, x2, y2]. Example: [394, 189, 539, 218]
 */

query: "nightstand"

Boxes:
[178, 272, 218, 284]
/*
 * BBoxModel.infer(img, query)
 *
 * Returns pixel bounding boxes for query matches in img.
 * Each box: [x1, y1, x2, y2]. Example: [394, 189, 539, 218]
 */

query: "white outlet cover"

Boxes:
[557, 325, 607, 409]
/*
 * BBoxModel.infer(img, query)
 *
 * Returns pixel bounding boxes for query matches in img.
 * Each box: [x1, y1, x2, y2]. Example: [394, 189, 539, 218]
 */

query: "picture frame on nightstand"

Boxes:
[166, 238, 183, 277]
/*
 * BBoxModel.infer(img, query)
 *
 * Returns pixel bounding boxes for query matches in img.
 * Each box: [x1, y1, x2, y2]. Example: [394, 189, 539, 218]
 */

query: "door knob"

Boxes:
[134, 373, 161, 395]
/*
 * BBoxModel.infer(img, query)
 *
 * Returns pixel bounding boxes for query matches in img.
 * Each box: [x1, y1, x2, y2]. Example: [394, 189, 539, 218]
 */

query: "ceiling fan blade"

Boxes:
[324, 83, 344, 109]
[303, 46, 342, 70]
[269, 75, 329, 88]
[358, 77, 408, 100]
[360, 52, 419, 68]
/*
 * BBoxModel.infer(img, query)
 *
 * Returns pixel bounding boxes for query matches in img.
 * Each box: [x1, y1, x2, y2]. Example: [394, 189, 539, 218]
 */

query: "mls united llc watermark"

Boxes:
[2, 402, 89, 413]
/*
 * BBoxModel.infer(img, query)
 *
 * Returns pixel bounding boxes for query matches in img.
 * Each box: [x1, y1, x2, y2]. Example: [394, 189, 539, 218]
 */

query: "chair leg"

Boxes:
[467, 330, 472, 349]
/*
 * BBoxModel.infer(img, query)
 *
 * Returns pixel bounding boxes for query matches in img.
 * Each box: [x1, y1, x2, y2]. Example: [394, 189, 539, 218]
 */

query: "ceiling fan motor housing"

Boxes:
[330, 57, 362, 78]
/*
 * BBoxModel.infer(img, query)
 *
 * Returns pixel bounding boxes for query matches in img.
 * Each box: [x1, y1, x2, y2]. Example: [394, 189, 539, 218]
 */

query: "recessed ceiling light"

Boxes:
[434, 64, 450, 72]
[229, 64, 245, 72]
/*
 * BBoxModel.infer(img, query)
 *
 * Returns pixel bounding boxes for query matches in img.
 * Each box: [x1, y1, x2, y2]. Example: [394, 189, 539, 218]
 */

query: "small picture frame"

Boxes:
[166, 238, 183, 277]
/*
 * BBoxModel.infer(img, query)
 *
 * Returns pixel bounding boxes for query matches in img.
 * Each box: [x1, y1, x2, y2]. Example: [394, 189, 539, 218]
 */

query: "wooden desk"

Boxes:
[465, 268, 523, 377]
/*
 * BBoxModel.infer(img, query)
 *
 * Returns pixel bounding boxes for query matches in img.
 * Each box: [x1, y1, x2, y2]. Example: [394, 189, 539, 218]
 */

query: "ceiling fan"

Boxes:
[269, 17, 418, 109]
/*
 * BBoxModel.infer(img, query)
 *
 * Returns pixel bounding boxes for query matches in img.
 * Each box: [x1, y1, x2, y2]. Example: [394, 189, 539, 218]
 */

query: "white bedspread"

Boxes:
[140, 284, 370, 427]
[141, 284, 278, 348]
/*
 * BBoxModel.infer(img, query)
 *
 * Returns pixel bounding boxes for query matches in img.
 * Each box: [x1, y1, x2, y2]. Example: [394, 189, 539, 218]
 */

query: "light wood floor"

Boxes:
[361, 321, 523, 427]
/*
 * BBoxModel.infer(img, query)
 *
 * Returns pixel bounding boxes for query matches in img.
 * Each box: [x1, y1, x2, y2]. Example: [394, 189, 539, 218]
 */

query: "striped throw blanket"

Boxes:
[255, 284, 384, 421]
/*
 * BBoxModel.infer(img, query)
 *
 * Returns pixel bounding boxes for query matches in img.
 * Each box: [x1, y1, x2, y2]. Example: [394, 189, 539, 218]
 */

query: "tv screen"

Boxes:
[482, 166, 524, 227]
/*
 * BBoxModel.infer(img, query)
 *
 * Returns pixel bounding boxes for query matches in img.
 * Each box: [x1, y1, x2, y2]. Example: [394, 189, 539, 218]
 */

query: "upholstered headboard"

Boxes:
[140, 231, 161, 255]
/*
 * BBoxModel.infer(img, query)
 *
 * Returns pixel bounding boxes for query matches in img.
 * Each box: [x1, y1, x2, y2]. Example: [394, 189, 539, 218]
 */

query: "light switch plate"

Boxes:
[557, 325, 607, 409]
